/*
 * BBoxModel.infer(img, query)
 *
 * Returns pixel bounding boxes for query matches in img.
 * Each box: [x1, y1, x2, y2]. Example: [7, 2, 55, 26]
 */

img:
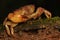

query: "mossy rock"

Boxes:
[0, 16, 60, 33]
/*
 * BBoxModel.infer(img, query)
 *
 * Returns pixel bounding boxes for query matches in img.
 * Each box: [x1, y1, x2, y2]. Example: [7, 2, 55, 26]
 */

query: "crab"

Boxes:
[3, 5, 52, 36]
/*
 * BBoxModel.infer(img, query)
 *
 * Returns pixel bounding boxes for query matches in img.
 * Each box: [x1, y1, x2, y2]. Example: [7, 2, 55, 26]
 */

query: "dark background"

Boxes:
[0, 0, 60, 24]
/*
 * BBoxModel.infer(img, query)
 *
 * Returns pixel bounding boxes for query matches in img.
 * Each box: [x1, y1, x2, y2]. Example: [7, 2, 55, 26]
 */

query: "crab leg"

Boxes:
[3, 18, 11, 35]
[10, 23, 18, 36]
[10, 27, 15, 36]
[5, 25, 11, 36]
[3, 17, 17, 36]
[3, 18, 7, 25]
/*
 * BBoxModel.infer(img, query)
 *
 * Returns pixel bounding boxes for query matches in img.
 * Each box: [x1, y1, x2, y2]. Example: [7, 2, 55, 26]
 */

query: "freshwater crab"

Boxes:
[3, 5, 52, 36]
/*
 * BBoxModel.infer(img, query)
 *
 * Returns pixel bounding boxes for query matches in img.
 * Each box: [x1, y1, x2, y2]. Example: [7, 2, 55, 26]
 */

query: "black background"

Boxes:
[0, 0, 60, 24]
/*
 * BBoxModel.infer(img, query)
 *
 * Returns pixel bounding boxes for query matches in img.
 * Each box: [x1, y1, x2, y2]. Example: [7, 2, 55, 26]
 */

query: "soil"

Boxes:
[0, 25, 60, 40]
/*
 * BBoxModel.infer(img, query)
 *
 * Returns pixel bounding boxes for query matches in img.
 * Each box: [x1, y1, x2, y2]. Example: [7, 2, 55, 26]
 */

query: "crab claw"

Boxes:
[43, 9, 52, 19]
[36, 7, 52, 19]
[28, 7, 52, 19]
[29, 7, 44, 19]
